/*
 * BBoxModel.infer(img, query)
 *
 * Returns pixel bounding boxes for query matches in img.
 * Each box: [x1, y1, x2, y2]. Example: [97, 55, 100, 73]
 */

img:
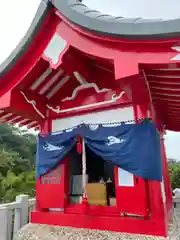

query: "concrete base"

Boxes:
[14, 223, 168, 240]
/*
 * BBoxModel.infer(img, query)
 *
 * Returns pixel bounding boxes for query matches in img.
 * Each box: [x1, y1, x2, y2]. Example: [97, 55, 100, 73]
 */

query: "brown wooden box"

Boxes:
[86, 183, 107, 206]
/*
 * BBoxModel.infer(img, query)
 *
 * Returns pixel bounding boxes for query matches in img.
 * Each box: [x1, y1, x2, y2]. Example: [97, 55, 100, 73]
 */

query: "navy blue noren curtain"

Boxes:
[36, 130, 76, 178]
[36, 122, 162, 181]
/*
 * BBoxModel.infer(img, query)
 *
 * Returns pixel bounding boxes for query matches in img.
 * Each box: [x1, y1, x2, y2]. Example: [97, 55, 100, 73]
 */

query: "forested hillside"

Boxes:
[0, 123, 36, 203]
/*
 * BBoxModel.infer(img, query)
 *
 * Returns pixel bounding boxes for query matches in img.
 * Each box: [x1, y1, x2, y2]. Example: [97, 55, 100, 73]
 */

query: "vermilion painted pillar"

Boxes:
[35, 119, 70, 212]
[133, 104, 169, 236]
[35, 119, 51, 212]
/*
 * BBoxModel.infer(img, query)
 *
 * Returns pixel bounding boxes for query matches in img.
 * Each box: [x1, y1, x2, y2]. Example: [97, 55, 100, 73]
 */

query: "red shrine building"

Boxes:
[2, 0, 180, 237]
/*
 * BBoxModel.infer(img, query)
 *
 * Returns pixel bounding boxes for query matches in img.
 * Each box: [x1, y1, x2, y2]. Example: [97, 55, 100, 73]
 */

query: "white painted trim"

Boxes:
[151, 86, 180, 91]
[47, 91, 125, 114]
[43, 33, 67, 65]
[118, 168, 134, 187]
[0, 113, 13, 120]
[39, 68, 64, 95]
[165, 105, 180, 109]
[148, 80, 180, 85]
[153, 96, 180, 102]
[46, 75, 70, 99]
[20, 90, 127, 121]
[161, 178, 166, 203]
[6, 116, 21, 123]
[30, 67, 52, 90]
[26, 121, 37, 126]
[61, 82, 110, 102]
[73, 71, 88, 85]
[153, 92, 180, 97]
[26, 121, 38, 128]
[171, 46, 180, 61]
[20, 91, 46, 119]
[172, 46, 180, 52]
[93, 64, 113, 73]
[17, 119, 30, 125]
[52, 106, 134, 132]
[147, 74, 180, 79]
[153, 68, 180, 71]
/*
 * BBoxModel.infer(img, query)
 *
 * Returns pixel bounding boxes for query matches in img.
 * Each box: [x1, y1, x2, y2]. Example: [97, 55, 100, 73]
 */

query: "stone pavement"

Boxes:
[14, 209, 180, 240]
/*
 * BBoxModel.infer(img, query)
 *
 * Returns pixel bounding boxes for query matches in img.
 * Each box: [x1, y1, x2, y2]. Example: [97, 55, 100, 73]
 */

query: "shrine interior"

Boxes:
[69, 145, 116, 206]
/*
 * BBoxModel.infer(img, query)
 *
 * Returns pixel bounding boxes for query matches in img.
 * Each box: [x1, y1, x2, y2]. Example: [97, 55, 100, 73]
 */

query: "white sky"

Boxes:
[83, 0, 180, 20]
[0, 0, 41, 65]
[0, 1, 180, 160]
[165, 131, 180, 161]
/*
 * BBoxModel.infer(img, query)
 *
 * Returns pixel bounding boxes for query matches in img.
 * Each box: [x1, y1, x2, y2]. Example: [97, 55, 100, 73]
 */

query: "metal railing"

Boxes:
[0, 195, 35, 240]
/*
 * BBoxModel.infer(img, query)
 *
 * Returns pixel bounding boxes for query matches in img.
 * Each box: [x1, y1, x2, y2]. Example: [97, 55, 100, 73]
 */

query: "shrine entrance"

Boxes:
[69, 145, 116, 206]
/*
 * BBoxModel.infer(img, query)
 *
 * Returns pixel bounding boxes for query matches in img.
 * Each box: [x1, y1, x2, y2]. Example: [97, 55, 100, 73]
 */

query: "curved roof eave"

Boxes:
[51, 0, 180, 39]
[0, 0, 50, 77]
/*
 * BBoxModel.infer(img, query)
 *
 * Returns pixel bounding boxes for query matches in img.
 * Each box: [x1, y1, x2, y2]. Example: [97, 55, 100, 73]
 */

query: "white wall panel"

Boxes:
[52, 106, 134, 132]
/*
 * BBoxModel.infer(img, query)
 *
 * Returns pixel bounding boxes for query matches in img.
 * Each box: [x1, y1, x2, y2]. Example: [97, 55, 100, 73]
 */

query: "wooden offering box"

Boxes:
[86, 183, 107, 206]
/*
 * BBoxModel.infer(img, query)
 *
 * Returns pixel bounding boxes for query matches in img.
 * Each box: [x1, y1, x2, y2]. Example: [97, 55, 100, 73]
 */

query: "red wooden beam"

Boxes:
[11, 89, 47, 120]
[0, 91, 11, 109]
[47, 88, 131, 119]
[62, 51, 115, 90]
[0, 10, 59, 98]
[0, 88, 47, 121]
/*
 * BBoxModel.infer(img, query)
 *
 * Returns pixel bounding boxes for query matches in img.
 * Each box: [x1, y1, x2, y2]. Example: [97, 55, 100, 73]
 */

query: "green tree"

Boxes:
[0, 145, 31, 176]
[0, 170, 36, 203]
[0, 123, 37, 203]
[168, 160, 180, 190]
[0, 123, 36, 166]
